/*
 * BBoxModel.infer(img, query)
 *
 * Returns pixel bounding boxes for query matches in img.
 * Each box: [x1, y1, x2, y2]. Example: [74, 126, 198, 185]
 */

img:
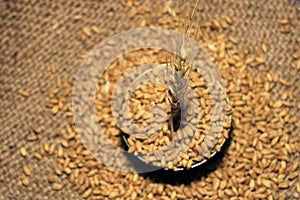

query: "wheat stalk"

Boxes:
[166, 0, 201, 136]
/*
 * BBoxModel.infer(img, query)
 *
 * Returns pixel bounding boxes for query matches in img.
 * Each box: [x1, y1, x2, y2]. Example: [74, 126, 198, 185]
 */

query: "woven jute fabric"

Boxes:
[0, 0, 299, 199]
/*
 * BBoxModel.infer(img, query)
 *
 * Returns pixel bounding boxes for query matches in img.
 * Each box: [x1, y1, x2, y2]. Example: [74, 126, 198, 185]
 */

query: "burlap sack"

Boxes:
[0, 0, 299, 199]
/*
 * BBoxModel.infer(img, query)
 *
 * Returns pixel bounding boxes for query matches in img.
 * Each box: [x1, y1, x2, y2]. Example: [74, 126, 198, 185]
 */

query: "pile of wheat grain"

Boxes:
[19, 4, 300, 199]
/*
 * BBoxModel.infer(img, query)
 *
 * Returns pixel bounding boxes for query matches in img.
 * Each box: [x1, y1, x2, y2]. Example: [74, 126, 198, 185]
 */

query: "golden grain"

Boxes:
[48, 175, 58, 183]
[36, 6, 300, 199]
[33, 152, 43, 160]
[20, 147, 27, 157]
[57, 147, 63, 157]
[22, 176, 30, 187]
[261, 42, 267, 52]
[91, 26, 101, 34]
[51, 64, 57, 74]
[250, 179, 255, 190]
[278, 181, 289, 189]
[31, 124, 40, 133]
[73, 15, 83, 20]
[61, 139, 69, 148]
[224, 16, 233, 25]
[52, 183, 64, 191]
[212, 178, 220, 190]
[128, 9, 137, 19]
[81, 34, 87, 41]
[43, 142, 49, 153]
[273, 101, 283, 108]
[293, 50, 300, 59]
[278, 19, 290, 25]
[18, 89, 30, 97]
[49, 144, 56, 155]
[82, 27, 92, 37]
[296, 183, 300, 193]
[280, 26, 291, 33]
[23, 165, 31, 176]
[26, 134, 38, 141]
[220, 180, 227, 189]
[54, 165, 63, 176]
[229, 36, 238, 44]
[52, 105, 59, 115]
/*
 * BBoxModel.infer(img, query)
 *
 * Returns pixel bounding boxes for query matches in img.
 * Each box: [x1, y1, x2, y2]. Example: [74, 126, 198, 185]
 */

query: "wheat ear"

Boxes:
[166, 0, 200, 137]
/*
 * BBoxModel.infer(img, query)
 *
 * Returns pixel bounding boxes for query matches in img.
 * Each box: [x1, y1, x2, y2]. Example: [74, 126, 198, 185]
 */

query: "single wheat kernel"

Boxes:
[33, 152, 42, 160]
[229, 36, 238, 44]
[250, 179, 255, 190]
[73, 15, 83, 20]
[280, 26, 291, 33]
[64, 167, 72, 174]
[51, 64, 57, 74]
[54, 165, 63, 176]
[31, 124, 40, 133]
[273, 101, 283, 108]
[256, 57, 265, 64]
[22, 176, 30, 187]
[26, 134, 38, 141]
[128, 10, 137, 19]
[219, 180, 227, 190]
[278, 18, 290, 25]
[20, 147, 27, 157]
[140, 19, 147, 26]
[49, 144, 56, 155]
[87, 169, 98, 177]
[224, 16, 233, 25]
[93, 189, 102, 195]
[288, 172, 298, 180]
[292, 50, 300, 59]
[262, 179, 271, 188]
[261, 42, 267, 52]
[224, 189, 233, 196]
[52, 105, 59, 115]
[91, 26, 101, 34]
[23, 165, 31, 176]
[18, 90, 30, 97]
[82, 27, 92, 37]
[212, 178, 220, 190]
[43, 142, 49, 153]
[57, 147, 63, 157]
[278, 181, 289, 189]
[296, 183, 300, 193]
[289, 162, 299, 172]
[52, 183, 64, 191]
[81, 34, 87, 41]
[48, 175, 58, 183]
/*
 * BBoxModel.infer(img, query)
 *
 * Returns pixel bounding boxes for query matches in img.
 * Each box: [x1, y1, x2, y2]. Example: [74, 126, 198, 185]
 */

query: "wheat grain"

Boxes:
[23, 165, 31, 176]
[22, 176, 30, 187]
[18, 89, 30, 97]
[31, 0, 300, 199]
[20, 147, 27, 157]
